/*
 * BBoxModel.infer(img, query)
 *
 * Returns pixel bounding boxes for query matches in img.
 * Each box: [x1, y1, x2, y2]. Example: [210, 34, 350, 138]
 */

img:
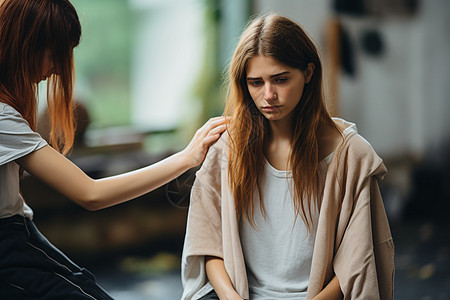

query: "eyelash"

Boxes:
[249, 77, 288, 87]
[249, 80, 262, 87]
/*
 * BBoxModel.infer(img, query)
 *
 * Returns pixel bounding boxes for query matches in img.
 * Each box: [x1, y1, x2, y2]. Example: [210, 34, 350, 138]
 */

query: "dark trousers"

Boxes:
[0, 215, 113, 299]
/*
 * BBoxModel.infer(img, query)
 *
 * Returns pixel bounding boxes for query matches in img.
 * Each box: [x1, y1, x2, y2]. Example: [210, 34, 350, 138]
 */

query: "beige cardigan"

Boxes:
[181, 119, 394, 300]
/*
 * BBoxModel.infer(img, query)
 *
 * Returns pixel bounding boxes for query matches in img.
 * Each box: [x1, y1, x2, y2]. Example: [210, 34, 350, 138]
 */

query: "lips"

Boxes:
[261, 105, 281, 112]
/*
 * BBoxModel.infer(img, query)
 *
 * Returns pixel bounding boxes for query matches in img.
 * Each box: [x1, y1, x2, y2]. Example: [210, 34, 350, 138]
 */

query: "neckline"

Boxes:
[262, 120, 356, 178]
[264, 152, 334, 178]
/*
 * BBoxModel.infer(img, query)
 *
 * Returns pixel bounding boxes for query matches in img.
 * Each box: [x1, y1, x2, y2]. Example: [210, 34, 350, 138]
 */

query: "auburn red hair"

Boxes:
[224, 14, 339, 232]
[0, 0, 81, 154]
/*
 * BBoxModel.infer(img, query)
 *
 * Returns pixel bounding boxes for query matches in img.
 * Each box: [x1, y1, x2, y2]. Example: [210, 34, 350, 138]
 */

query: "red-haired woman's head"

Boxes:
[225, 14, 338, 231]
[0, 0, 81, 154]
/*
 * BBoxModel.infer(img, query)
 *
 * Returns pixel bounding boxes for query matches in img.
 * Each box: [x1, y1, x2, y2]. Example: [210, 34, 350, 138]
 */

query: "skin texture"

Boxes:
[205, 56, 343, 299]
[17, 117, 229, 211]
[246, 56, 312, 125]
[246, 55, 313, 171]
[206, 256, 243, 300]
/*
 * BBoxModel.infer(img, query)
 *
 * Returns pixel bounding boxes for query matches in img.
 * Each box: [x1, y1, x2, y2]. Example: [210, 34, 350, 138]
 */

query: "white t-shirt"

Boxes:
[239, 154, 333, 300]
[0, 102, 47, 219]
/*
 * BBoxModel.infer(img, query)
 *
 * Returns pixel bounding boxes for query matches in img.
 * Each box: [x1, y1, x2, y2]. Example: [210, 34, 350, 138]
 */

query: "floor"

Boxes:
[96, 268, 183, 300]
[391, 219, 450, 300]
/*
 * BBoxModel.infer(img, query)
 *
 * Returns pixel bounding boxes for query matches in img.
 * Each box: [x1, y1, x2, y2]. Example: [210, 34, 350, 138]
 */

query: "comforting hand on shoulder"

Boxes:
[181, 116, 230, 168]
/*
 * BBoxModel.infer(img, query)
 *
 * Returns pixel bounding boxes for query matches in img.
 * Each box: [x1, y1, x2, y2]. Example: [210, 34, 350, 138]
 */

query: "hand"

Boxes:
[215, 289, 243, 300]
[205, 256, 243, 300]
[311, 275, 343, 300]
[228, 294, 244, 300]
[180, 116, 230, 168]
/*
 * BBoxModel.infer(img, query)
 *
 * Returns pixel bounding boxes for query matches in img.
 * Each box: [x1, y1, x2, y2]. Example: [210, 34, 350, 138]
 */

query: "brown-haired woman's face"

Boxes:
[39, 49, 55, 82]
[246, 55, 312, 124]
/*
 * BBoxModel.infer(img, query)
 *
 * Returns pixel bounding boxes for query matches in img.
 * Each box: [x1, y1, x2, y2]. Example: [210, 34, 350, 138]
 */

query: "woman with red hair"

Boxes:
[0, 0, 227, 298]
[182, 14, 394, 300]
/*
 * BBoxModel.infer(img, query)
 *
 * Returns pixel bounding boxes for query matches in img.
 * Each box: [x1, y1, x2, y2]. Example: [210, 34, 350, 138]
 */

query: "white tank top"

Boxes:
[239, 154, 332, 300]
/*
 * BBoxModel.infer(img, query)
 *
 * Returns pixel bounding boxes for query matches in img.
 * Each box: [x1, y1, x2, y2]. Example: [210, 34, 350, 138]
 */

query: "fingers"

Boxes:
[201, 133, 222, 149]
[206, 116, 231, 123]
[183, 117, 230, 168]
[199, 118, 229, 149]
[202, 116, 230, 132]
[209, 124, 227, 136]
[198, 124, 227, 151]
[196, 116, 230, 139]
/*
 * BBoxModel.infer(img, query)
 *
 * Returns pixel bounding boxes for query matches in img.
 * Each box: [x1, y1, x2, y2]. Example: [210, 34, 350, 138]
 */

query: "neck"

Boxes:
[317, 120, 342, 161]
[264, 117, 293, 171]
[267, 117, 292, 142]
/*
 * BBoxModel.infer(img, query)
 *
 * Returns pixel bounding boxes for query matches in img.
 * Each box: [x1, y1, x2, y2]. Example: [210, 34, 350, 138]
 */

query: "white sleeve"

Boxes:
[0, 103, 47, 165]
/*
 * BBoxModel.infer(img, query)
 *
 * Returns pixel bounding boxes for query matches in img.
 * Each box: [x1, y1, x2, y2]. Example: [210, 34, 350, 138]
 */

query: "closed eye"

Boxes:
[275, 77, 288, 84]
[248, 80, 263, 87]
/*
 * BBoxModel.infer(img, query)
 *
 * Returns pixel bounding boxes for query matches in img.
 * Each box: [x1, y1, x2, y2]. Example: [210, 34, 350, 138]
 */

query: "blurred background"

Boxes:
[22, 0, 449, 299]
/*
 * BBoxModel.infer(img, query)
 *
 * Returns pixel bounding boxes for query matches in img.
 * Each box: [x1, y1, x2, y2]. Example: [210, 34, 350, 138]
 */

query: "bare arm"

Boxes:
[205, 256, 243, 300]
[312, 275, 343, 300]
[205, 256, 340, 300]
[17, 117, 228, 210]
[206, 256, 341, 300]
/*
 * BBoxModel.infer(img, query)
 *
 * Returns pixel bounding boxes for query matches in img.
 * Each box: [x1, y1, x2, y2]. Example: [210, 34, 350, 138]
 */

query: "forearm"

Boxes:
[18, 145, 191, 210]
[205, 256, 243, 300]
[18, 117, 229, 210]
[312, 275, 343, 300]
[90, 151, 190, 209]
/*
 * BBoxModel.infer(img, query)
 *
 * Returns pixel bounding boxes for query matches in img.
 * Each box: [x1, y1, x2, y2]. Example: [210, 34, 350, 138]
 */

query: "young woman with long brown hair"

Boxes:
[181, 14, 394, 300]
[0, 0, 228, 298]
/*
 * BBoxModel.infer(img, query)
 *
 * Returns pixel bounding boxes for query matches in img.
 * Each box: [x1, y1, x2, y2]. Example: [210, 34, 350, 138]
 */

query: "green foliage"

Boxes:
[72, 0, 132, 127]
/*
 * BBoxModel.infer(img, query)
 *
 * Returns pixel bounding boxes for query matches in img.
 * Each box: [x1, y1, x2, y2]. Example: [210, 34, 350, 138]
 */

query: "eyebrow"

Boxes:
[247, 71, 290, 80]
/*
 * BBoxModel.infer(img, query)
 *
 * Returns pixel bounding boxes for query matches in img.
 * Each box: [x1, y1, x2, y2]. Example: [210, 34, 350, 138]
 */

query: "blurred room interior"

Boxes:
[21, 0, 449, 299]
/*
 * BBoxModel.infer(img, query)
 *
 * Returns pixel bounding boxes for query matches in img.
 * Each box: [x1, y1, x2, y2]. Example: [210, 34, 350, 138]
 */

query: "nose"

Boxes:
[263, 83, 277, 101]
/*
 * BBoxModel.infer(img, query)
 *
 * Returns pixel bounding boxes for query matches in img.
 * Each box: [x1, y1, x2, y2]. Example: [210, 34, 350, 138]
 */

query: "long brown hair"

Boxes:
[0, 0, 81, 154]
[224, 14, 339, 232]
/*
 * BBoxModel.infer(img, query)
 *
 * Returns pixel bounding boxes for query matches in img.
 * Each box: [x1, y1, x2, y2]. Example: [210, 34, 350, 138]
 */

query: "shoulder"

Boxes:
[345, 133, 379, 160]
[0, 102, 28, 125]
[333, 117, 380, 161]
[0, 101, 37, 137]
[0, 102, 47, 165]
[332, 118, 386, 179]
[203, 130, 230, 163]
[343, 134, 386, 179]
[196, 130, 230, 179]
[0, 102, 20, 116]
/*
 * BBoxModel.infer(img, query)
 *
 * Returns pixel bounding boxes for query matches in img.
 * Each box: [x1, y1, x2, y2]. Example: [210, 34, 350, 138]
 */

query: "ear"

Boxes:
[304, 63, 315, 83]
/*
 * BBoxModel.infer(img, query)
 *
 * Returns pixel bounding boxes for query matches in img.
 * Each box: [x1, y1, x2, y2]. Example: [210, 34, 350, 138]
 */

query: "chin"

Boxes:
[263, 114, 282, 121]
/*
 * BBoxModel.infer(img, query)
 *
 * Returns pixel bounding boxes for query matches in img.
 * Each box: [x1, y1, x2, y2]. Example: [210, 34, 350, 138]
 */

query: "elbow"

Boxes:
[81, 199, 103, 211]
[73, 187, 104, 211]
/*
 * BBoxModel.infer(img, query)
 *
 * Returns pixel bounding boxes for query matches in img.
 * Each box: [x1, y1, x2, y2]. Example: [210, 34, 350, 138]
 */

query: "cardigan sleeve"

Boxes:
[333, 175, 394, 300]
[181, 140, 227, 300]
[184, 176, 224, 258]
[308, 124, 394, 300]
[330, 132, 394, 300]
[370, 177, 395, 300]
